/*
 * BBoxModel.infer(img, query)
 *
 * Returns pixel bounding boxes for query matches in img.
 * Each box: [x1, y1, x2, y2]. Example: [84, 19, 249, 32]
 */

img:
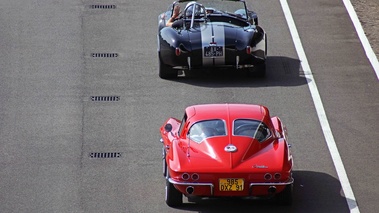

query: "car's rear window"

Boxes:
[233, 119, 271, 142]
[189, 119, 226, 143]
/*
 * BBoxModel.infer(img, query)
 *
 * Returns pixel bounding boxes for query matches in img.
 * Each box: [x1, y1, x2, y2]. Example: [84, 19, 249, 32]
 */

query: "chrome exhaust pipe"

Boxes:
[186, 186, 194, 195]
[268, 186, 276, 194]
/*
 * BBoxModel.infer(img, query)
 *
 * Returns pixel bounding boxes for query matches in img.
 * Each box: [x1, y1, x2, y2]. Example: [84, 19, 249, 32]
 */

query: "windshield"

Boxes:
[189, 119, 226, 143]
[174, 0, 247, 20]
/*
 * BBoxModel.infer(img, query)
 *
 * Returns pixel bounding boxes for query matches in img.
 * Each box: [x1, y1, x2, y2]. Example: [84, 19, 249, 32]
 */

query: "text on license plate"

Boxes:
[219, 178, 244, 191]
[204, 46, 223, 57]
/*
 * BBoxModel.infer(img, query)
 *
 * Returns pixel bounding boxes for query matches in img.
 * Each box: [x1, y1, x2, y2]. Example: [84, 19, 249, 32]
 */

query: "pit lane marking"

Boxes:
[342, 0, 379, 80]
[279, 0, 360, 212]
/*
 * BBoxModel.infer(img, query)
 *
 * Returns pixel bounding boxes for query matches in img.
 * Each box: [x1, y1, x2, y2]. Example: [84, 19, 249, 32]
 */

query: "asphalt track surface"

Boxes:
[0, 0, 378, 213]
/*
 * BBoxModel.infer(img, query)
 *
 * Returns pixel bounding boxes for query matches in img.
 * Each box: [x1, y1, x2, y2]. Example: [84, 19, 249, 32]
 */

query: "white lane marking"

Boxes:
[343, 0, 379, 80]
[279, 0, 360, 212]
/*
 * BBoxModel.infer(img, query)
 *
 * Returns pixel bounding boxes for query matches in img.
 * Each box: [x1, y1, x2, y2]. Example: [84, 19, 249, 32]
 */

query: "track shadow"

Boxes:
[170, 171, 351, 213]
[168, 56, 309, 88]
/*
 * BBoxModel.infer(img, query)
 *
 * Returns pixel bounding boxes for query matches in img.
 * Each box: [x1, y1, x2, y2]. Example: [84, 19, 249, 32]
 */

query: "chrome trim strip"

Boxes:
[168, 178, 214, 195]
[187, 57, 191, 70]
[249, 178, 294, 187]
[168, 177, 293, 196]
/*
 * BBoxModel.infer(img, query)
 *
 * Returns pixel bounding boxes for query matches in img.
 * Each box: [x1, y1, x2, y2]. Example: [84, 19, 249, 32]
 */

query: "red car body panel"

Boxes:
[160, 103, 293, 202]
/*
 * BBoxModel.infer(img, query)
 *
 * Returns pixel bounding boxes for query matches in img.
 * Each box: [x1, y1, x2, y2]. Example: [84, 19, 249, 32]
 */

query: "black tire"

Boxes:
[184, 69, 196, 78]
[165, 166, 183, 207]
[276, 184, 293, 206]
[162, 148, 167, 177]
[187, 196, 202, 203]
[159, 55, 177, 79]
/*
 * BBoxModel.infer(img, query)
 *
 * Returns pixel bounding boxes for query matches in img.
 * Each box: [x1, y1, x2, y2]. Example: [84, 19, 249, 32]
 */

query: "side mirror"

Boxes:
[164, 123, 173, 132]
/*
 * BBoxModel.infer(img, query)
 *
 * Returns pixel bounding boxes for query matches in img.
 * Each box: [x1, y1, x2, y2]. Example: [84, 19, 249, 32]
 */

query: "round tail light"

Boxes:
[264, 173, 272, 181]
[274, 173, 281, 180]
[175, 48, 181, 56]
[182, 173, 190, 180]
[191, 173, 199, 181]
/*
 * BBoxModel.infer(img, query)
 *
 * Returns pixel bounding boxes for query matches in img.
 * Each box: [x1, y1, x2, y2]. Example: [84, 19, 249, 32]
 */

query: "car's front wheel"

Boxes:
[165, 167, 183, 207]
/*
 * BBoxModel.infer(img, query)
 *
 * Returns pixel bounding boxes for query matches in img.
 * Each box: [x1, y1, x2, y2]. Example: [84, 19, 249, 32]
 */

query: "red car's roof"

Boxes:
[185, 103, 271, 124]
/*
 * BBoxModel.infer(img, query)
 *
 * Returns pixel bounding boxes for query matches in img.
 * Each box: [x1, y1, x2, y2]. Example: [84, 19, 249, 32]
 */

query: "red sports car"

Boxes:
[160, 104, 294, 206]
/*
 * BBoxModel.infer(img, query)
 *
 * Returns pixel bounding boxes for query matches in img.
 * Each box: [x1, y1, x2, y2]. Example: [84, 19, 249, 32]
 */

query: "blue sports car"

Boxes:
[157, 0, 267, 79]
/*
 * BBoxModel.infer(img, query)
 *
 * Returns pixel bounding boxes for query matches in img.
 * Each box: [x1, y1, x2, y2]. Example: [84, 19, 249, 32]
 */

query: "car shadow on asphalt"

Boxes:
[171, 170, 350, 213]
[170, 56, 309, 88]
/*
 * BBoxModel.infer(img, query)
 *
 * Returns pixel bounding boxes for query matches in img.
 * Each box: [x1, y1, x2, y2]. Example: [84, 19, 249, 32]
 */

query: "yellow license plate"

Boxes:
[219, 178, 244, 191]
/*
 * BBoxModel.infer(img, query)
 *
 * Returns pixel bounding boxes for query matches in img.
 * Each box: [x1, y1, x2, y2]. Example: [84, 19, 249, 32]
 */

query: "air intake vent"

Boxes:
[89, 152, 122, 158]
[91, 96, 120, 102]
[92, 53, 118, 58]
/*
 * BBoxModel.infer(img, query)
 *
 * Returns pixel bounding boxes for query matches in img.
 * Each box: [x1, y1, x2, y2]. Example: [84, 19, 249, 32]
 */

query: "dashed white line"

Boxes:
[342, 0, 379, 80]
[279, 0, 360, 212]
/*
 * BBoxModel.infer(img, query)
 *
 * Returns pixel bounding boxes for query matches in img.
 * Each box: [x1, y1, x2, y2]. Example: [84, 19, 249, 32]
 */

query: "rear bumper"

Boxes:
[168, 177, 294, 197]
[159, 42, 265, 70]
[161, 54, 265, 70]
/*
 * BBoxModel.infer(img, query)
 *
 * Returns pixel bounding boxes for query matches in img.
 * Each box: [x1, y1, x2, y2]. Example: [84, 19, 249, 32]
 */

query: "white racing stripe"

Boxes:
[212, 24, 226, 65]
[201, 23, 214, 66]
[201, 23, 225, 66]
[279, 0, 360, 212]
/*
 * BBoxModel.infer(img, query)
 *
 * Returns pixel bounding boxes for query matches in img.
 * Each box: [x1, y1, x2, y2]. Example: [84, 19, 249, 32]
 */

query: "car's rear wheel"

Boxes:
[275, 183, 293, 206]
[165, 166, 183, 207]
[159, 54, 177, 79]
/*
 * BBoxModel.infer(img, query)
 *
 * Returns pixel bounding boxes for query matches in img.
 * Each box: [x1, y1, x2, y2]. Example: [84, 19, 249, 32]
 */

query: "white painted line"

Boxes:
[342, 0, 379, 80]
[279, 0, 360, 212]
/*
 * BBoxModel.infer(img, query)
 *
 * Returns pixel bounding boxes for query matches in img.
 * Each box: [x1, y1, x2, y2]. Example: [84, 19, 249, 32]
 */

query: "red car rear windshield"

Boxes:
[233, 119, 271, 142]
[189, 119, 226, 143]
